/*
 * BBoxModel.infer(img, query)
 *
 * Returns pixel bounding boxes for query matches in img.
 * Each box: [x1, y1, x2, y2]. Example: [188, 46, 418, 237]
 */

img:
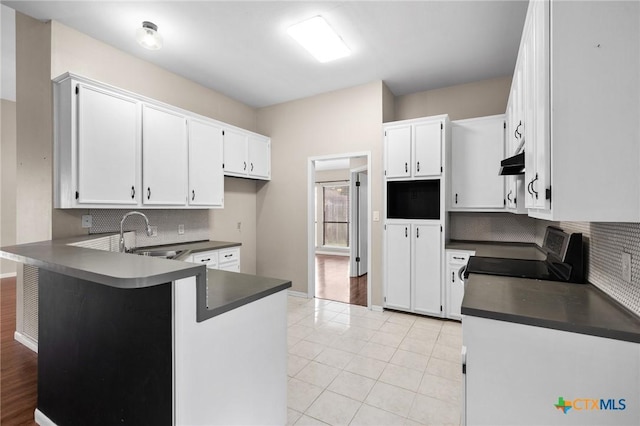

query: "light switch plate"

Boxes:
[622, 252, 632, 283]
[178, 224, 185, 235]
[81, 215, 92, 228]
[373, 211, 380, 222]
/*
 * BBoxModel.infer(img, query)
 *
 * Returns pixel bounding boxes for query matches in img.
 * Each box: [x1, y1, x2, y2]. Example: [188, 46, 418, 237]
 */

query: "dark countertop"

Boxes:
[136, 240, 241, 261]
[456, 240, 640, 343]
[1, 235, 291, 322]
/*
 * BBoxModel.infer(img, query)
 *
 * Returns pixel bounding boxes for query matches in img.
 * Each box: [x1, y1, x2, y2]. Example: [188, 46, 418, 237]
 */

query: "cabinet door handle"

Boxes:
[416, 161, 420, 172]
[147, 187, 151, 200]
[225, 254, 232, 258]
[531, 173, 539, 199]
[251, 163, 254, 172]
[452, 271, 455, 283]
[453, 256, 465, 260]
[416, 227, 420, 238]
[244, 161, 247, 171]
[507, 190, 513, 202]
[405, 227, 408, 237]
[192, 190, 196, 201]
[131, 186, 135, 199]
[200, 258, 211, 263]
[527, 180, 533, 195]
[404, 162, 408, 173]
[515, 121, 522, 140]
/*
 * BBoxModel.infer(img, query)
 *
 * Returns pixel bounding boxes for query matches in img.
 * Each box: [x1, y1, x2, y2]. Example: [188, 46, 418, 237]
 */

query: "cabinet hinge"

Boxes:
[462, 363, 467, 375]
[384, 296, 387, 302]
[440, 123, 443, 130]
[222, 163, 225, 169]
[355, 181, 361, 187]
[75, 86, 79, 95]
[440, 166, 443, 173]
[384, 131, 387, 137]
[504, 199, 506, 206]
[222, 130, 225, 136]
[356, 257, 360, 262]
[384, 224, 387, 230]
[440, 305, 443, 312]
[546, 187, 552, 201]
[75, 191, 79, 200]
[384, 170, 387, 176]
[503, 122, 507, 129]
[440, 225, 443, 232]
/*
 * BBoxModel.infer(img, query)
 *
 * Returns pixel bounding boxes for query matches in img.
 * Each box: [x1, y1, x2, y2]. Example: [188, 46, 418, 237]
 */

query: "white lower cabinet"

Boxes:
[463, 316, 640, 425]
[445, 250, 474, 320]
[187, 247, 240, 272]
[384, 222, 442, 317]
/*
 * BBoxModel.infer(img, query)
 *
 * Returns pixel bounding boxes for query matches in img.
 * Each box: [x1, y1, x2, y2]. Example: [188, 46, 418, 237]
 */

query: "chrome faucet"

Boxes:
[119, 211, 153, 252]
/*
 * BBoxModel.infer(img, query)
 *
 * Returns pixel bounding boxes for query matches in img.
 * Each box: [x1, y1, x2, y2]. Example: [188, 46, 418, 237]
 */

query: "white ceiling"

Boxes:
[3, 1, 528, 108]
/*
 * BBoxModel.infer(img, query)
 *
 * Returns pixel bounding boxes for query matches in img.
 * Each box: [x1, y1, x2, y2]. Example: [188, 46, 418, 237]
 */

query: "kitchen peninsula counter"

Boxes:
[0, 236, 290, 425]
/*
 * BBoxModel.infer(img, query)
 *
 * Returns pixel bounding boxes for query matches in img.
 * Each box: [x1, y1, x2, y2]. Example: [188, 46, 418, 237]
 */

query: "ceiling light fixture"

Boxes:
[287, 16, 351, 63]
[136, 21, 163, 50]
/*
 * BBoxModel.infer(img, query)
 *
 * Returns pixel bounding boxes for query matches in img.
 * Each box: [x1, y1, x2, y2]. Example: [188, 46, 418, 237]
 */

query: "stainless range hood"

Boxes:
[499, 151, 525, 175]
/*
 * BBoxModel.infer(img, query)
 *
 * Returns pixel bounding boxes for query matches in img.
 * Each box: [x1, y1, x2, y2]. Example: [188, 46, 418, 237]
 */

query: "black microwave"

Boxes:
[387, 180, 440, 220]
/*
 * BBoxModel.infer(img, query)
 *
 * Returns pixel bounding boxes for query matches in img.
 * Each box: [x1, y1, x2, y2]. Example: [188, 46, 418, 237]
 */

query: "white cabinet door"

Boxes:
[450, 115, 505, 210]
[188, 119, 224, 207]
[142, 104, 188, 205]
[446, 265, 464, 320]
[385, 126, 412, 178]
[248, 135, 270, 179]
[384, 224, 411, 311]
[223, 129, 249, 176]
[77, 84, 139, 205]
[413, 224, 441, 315]
[413, 121, 442, 178]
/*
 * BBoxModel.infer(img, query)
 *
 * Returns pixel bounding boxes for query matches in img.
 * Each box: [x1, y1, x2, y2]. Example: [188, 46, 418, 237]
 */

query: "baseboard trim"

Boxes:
[371, 305, 384, 312]
[14, 331, 38, 353]
[35, 409, 57, 426]
[287, 290, 309, 299]
[1, 272, 17, 279]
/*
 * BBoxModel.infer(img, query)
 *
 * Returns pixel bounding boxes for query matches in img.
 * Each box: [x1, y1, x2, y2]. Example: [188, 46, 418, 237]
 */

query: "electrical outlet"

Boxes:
[178, 224, 185, 235]
[81, 215, 92, 228]
[622, 252, 632, 283]
[149, 226, 158, 237]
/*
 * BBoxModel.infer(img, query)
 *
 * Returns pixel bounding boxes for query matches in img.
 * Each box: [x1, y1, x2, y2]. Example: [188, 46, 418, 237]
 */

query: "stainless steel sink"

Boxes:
[130, 249, 182, 259]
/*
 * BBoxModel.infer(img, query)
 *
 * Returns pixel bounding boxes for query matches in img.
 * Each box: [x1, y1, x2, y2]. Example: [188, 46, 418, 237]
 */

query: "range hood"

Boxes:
[499, 151, 525, 175]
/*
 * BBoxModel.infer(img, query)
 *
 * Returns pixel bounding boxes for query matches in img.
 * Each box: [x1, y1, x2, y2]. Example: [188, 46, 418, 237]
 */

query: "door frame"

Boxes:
[307, 152, 372, 309]
[349, 166, 368, 277]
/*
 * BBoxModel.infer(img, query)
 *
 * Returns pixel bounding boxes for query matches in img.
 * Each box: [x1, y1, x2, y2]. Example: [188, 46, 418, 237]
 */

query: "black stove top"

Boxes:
[463, 228, 585, 284]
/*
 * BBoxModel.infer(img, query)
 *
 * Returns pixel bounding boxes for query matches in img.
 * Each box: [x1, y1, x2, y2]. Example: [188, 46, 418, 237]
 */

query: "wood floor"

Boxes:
[1, 277, 38, 426]
[315, 255, 367, 306]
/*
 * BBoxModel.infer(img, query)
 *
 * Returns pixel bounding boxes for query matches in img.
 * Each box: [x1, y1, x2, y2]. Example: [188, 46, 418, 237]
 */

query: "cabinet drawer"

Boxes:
[192, 250, 218, 267]
[218, 247, 240, 264]
[447, 251, 473, 264]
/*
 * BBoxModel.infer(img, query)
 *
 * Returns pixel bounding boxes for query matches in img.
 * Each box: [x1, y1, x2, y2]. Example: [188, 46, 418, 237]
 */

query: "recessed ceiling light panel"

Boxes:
[287, 16, 351, 63]
[136, 21, 163, 50]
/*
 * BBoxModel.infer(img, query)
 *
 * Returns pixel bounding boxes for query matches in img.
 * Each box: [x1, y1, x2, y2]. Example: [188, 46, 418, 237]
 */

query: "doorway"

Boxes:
[307, 153, 371, 308]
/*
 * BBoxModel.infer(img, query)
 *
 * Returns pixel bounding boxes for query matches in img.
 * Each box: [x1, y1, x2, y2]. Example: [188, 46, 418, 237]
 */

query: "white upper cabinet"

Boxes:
[188, 119, 224, 207]
[54, 73, 271, 208]
[450, 115, 506, 211]
[384, 115, 448, 180]
[223, 129, 249, 176]
[385, 125, 412, 178]
[142, 104, 188, 206]
[248, 135, 271, 179]
[413, 121, 442, 178]
[76, 84, 140, 206]
[512, 0, 640, 221]
[223, 129, 271, 180]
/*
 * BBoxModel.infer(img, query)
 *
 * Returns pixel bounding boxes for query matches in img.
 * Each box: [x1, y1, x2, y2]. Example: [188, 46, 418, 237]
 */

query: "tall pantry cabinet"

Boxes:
[383, 115, 449, 317]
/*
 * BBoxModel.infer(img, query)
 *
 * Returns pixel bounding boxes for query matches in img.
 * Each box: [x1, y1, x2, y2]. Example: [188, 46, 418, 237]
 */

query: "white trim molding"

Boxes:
[14, 331, 38, 353]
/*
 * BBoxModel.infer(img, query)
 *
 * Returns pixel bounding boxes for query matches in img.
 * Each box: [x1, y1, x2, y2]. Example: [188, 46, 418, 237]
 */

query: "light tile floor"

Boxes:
[287, 296, 463, 426]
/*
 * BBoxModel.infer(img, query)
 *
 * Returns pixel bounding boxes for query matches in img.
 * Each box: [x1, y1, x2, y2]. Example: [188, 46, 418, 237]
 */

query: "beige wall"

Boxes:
[256, 81, 384, 303]
[16, 13, 52, 245]
[1, 99, 17, 275]
[393, 76, 511, 121]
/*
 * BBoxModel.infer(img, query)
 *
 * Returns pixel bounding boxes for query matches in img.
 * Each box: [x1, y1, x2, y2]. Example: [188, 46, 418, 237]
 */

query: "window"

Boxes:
[322, 184, 349, 247]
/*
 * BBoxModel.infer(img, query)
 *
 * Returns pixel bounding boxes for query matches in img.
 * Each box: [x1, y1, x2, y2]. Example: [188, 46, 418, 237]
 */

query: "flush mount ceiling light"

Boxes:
[136, 21, 163, 50]
[287, 16, 351, 63]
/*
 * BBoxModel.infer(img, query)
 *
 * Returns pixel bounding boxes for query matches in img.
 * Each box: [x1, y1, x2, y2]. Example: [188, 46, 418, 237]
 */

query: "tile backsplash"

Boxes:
[89, 209, 209, 248]
[449, 212, 640, 317]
